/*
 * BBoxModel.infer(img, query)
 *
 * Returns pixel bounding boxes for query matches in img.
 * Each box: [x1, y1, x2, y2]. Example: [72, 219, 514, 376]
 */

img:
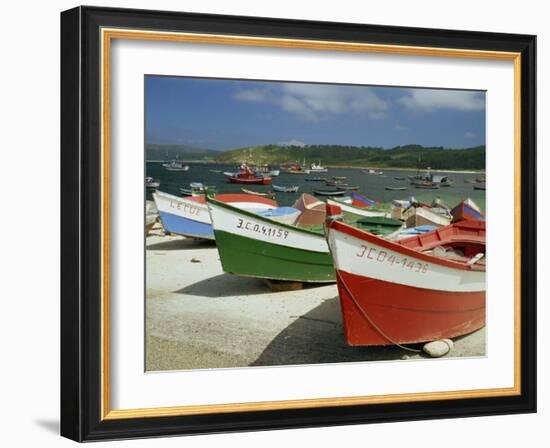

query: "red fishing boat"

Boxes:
[325, 204, 486, 346]
[227, 164, 272, 185]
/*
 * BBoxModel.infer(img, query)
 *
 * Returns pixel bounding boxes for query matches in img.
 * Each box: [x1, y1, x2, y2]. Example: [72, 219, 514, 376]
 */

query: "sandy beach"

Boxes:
[145, 225, 485, 371]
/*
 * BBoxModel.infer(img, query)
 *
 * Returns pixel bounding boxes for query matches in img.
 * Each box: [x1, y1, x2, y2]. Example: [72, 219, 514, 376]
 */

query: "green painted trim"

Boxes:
[214, 229, 335, 283]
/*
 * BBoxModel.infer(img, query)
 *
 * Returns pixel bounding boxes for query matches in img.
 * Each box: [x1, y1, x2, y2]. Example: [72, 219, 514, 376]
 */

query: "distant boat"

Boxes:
[229, 175, 272, 185]
[305, 177, 326, 182]
[228, 164, 272, 185]
[385, 186, 407, 191]
[164, 160, 189, 171]
[394, 176, 406, 181]
[409, 168, 453, 187]
[145, 177, 160, 188]
[305, 161, 328, 173]
[253, 164, 280, 177]
[432, 174, 454, 187]
[414, 181, 440, 189]
[313, 188, 347, 196]
[362, 169, 383, 175]
[473, 184, 486, 190]
[241, 188, 272, 197]
[180, 182, 206, 196]
[286, 162, 307, 174]
[273, 184, 299, 193]
[332, 176, 347, 181]
[209, 169, 222, 173]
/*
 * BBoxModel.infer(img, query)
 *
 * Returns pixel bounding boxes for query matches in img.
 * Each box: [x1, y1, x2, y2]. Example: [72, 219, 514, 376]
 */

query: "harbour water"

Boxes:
[146, 162, 486, 211]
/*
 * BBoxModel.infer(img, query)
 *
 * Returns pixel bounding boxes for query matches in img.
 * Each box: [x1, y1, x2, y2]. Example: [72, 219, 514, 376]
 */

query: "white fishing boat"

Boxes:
[326, 198, 390, 219]
[272, 184, 299, 193]
[145, 177, 160, 188]
[305, 161, 328, 173]
[403, 205, 451, 228]
[164, 160, 189, 171]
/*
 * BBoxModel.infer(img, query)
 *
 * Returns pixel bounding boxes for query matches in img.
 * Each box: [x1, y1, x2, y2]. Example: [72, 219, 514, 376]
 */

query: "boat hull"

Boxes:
[208, 199, 334, 282]
[451, 202, 485, 222]
[229, 176, 272, 185]
[158, 210, 214, 239]
[336, 270, 485, 345]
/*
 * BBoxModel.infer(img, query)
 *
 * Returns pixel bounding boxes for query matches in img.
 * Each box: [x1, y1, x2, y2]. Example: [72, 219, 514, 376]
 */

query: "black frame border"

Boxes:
[61, 6, 536, 442]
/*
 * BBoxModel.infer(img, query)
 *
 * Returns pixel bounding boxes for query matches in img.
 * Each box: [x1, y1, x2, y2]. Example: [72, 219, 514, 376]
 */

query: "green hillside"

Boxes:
[214, 144, 486, 171]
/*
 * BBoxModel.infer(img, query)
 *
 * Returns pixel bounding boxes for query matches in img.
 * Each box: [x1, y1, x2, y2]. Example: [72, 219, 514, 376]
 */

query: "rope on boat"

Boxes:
[335, 270, 422, 353]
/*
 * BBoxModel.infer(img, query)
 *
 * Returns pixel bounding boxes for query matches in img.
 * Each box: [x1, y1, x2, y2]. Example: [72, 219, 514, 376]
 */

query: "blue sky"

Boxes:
[145, 76, 485, 150]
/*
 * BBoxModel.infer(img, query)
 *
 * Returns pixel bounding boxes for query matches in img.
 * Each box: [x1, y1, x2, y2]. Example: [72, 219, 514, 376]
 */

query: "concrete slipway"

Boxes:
[145, 228, 485, 372]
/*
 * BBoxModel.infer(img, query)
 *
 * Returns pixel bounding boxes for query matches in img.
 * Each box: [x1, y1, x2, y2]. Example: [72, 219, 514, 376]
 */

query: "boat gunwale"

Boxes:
[328, 219, 485, 272]
[207, 196, 326, 237]
[327, 197, 389, 214]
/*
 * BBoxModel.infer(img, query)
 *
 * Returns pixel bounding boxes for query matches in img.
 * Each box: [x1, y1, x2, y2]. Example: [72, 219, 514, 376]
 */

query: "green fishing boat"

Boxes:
[207, 197, 334, 283]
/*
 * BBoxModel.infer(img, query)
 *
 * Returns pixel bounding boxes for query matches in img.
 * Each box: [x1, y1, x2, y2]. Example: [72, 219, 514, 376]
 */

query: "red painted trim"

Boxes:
[185, 194, 278, 207]
[329, 220, 485, 271]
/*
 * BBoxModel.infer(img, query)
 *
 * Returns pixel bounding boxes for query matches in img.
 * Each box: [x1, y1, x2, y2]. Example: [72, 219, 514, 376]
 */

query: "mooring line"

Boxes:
[336, 270, 421, 353]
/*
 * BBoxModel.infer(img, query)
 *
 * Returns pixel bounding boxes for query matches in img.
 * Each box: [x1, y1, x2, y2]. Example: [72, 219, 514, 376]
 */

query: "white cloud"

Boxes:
[398, 90, 485, 112]
[279, 139, 306, 147]
[464, 131, 477, 138]
[233, 83, 389, 122]
[232, 89, 267, 102]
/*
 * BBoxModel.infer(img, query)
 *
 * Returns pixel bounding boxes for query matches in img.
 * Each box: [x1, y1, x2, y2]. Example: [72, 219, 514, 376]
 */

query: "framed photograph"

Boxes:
[61, 6, 536, 441]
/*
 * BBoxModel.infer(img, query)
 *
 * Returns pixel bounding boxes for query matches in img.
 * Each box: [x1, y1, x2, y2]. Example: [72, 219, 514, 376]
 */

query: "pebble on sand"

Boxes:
[422, 340, 453, 358]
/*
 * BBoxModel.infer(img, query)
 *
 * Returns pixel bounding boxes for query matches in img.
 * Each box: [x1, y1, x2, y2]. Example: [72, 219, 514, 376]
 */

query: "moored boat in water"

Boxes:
[227, 164, 272, 185]
[326, 204, 486, 346]
[145, 177, 160, 188]
[164, 160, 189, 171]
[313, 188, 347, 196]
[305, 161, 328, 173]
[272, 184, 299, 193]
